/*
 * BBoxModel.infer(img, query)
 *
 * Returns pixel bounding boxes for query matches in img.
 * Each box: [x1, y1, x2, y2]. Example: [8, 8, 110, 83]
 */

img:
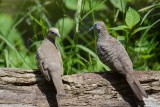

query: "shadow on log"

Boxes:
[0, 68, 160, 107]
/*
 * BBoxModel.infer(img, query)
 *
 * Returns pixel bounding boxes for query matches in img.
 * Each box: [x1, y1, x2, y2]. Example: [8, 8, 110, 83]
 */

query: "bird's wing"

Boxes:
[115, 41, 133, 73]
[99, 40, 123, 72]
[36, 49, 50, 81]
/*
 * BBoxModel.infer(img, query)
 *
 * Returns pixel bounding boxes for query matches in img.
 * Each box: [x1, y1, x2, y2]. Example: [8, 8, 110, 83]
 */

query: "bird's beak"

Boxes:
[57, 33, 61, 38]
[89, 26, 94, 32]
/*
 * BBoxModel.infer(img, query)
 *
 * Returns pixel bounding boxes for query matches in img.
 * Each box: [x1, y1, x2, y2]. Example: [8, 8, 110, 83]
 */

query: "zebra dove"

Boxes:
[90, 21, 148, 100]
[36, 28, 65, 97]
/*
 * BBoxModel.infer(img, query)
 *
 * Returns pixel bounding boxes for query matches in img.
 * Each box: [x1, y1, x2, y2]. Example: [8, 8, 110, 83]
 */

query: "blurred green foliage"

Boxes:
[0, 0, 160, 74]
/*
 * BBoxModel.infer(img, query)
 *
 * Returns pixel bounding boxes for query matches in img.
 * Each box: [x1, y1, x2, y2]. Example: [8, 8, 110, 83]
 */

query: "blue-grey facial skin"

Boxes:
[89, 22, 103, 31]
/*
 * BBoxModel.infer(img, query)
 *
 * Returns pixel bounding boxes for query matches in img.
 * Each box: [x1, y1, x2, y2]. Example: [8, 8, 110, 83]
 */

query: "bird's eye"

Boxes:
[51, 32, 55, 34]
[95, 24, 97, 27]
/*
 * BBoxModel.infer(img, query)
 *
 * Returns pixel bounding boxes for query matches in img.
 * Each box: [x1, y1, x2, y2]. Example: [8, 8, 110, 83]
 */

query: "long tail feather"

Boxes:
[126, 73, 148, 100]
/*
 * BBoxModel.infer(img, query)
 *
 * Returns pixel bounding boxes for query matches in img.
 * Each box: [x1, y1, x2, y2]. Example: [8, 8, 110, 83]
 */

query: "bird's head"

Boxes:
[89, 21, 106, 31]
[47, 27, 61, 38]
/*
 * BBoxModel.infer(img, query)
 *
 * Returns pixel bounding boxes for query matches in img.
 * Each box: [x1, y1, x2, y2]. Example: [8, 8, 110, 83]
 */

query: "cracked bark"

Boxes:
[0, 68, 160, 107]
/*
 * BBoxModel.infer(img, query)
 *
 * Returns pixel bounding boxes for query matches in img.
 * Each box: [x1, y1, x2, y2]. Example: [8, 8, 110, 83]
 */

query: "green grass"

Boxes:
[0, 0, 160, 74]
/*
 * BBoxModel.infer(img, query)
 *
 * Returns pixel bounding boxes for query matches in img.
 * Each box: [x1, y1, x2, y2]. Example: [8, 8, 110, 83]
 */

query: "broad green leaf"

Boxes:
[125, 7, 140, 28]
[110, 0, 126, 12]
[55, 17, 74, 37]
[63, 0, 77, 10]
[110, 25, 128, 31]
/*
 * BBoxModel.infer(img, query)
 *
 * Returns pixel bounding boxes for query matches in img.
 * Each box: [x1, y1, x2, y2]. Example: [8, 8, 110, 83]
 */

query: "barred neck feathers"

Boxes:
[97, 26, 110, 41]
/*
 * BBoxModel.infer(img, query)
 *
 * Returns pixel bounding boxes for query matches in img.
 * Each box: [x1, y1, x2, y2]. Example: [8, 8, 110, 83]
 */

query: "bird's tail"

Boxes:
[126, 73, 148, 100]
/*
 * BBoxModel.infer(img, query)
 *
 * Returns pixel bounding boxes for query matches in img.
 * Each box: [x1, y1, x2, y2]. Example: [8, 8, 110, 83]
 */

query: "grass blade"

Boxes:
[0, 34, 30, 68]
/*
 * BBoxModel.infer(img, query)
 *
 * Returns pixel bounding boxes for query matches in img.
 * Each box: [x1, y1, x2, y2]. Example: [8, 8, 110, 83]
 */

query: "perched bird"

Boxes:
[90, 21, 148, 100]
[36, 27, 65, 97]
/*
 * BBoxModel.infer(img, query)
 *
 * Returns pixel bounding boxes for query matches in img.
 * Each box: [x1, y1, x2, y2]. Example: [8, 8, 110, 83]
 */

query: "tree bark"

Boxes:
[0, 68, 160, 107]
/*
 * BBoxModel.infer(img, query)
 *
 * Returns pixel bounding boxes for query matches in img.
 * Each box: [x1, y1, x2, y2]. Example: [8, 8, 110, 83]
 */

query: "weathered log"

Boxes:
[0, 68, 160, 107]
